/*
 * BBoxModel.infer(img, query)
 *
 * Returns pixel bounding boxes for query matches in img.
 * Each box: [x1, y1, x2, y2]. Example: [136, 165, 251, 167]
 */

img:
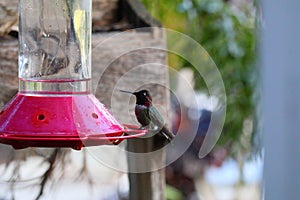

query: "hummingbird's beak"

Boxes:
[119, 89, 134, 94]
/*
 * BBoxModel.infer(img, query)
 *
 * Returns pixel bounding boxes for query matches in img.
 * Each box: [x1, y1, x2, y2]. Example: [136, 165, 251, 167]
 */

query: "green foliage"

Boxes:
[185, 0, 256, 148]
[166, 185, 183, 200]
[142, 0, 257, 151]
[142, 0, 186, 31]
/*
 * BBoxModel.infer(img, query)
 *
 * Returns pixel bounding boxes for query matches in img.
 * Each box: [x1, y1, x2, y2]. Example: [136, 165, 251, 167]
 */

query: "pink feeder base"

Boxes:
[0, 93, 146, 150]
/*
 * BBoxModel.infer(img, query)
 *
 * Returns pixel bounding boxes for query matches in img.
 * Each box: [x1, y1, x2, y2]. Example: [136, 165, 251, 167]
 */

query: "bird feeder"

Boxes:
[0, 0, 146, 150]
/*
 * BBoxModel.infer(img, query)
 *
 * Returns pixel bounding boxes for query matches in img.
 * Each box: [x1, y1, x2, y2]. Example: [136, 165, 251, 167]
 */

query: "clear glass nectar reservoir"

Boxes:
[18, 0, 91, 94]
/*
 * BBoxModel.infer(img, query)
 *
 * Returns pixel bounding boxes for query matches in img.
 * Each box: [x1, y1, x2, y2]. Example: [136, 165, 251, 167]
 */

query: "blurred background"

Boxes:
[141, 0, 261, 199]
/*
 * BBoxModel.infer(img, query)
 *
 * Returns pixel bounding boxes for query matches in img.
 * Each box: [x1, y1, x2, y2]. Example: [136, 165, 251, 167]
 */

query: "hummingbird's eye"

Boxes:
[143, 92, 146, 96]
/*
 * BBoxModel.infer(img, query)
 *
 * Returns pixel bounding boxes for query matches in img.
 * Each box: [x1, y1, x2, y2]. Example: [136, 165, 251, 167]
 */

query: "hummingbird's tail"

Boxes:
[153, 125, 175, 149]
[160, 126, 175, 143]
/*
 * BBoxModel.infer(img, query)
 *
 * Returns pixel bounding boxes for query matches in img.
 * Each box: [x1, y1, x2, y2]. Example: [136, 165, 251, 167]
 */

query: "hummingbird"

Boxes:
[120, 89, 175, 146]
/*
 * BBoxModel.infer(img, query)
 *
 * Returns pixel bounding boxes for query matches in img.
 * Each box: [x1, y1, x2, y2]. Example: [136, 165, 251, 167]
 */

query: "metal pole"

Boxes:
[262, 0, 300, 199]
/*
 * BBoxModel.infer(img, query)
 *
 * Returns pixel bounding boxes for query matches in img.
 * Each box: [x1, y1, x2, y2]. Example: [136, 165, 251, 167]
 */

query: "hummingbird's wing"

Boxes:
[148, 106, 165, 127]
[148, 106, 174, 142]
